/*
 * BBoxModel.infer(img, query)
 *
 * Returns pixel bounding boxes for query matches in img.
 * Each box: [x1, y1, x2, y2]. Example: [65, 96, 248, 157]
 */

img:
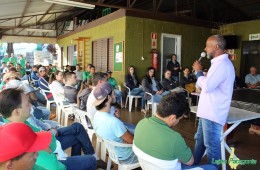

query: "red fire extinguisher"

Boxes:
[152, 49, 158, 70]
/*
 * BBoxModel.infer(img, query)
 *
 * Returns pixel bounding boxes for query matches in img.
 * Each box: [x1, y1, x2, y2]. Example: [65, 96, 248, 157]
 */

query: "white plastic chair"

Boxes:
[41, 89, 56, 110]
[72, 106, 95, 141]
[124, 84, 142, 112]
[103, 138, 140, 170]
[117, 85, 123, 108]
[145, 92, 159, 116]
[72, 107, 107, 162]
[133, 144, 203, 170]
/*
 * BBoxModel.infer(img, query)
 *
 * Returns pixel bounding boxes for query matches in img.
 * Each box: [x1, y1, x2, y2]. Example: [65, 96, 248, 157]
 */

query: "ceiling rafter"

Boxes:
[18, 0, 31, 27]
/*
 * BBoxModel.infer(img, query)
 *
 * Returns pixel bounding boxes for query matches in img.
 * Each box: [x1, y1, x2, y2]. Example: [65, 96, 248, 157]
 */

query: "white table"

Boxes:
[190, 106, 260, 170]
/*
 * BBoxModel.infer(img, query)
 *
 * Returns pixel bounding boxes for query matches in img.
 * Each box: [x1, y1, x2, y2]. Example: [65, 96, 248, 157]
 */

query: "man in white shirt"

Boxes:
[192, 35, 235, 169]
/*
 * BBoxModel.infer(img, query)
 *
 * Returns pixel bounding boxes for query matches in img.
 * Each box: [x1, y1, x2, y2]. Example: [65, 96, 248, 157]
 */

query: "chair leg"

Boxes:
[100, 142, 106, 162]
[125, 96, 128, 108]
[134, 98, 138, 108]
[64, 113, 69, 127]
[106, 158, 112, 170]
[47, 101, 50, 110]
[129, 97, 133, 112]
[152, 104, 157, 115]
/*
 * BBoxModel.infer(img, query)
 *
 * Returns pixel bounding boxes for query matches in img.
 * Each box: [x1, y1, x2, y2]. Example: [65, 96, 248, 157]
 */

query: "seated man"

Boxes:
[82, 64, 92, 81]
[93, 82, 138, 164]
[181, 67, 196, 93]
[161, 69, 181, 92]
[0, 122, 52, 170]
[30, 65, 39, 87]
[38, 66, 54, 101]
[106, 70, 122, 105]
[245, 66, 260, 88]
[0, 88, 106, 170]
[6, 79, 50, 120]
[134, 93, 216, 170]
[64, 72, 78, 103]
[86, 65, 96, 85]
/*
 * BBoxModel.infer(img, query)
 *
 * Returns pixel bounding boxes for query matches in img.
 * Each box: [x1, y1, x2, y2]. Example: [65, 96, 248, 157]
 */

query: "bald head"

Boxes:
[204, 35, 226, 58]
[250, 66, 257, 75]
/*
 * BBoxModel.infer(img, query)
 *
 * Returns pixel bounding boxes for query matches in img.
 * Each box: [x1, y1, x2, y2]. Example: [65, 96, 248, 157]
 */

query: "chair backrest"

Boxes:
[41, 89, 52, 101]
[72, 106, 91, 130]
[103, 138, 133, 165]
[124, 83, 131, 96]
[132, 143, 181, 170]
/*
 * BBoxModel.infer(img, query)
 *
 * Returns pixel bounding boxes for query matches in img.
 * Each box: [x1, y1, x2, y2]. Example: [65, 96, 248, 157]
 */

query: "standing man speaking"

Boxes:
[192, 35, 235, 168]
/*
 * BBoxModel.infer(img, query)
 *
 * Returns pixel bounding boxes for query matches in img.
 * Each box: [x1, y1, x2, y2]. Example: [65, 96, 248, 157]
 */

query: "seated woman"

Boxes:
[141, 67, 169, 103]
[49, 70, 65, 99]
[180, 67, 197, 93]
[161, 69, 181, 92]
[125, 66, 146, 113]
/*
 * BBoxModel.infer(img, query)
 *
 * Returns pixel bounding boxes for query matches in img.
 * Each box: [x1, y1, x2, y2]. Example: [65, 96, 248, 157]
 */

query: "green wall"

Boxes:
[58, 14, 213, 85]
[58, 17, 126, 85]
[220, 19, 260, 75]
[125, 16, 212, 80]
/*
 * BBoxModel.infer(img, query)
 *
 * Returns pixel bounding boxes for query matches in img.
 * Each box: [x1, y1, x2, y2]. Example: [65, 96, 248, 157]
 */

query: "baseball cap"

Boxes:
[38, 67, 46, 72]
[92, 82, 113, 106]
[0, 122, 52, 162]
[5, 80, 40, 94]
[106, 70, 112, 74]
[2, 72, 21, 82]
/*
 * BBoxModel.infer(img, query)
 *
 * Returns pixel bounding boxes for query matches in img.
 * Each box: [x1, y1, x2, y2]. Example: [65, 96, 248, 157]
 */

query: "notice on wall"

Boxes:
[34, 50, 53, 65]
[114, 42, 123, 71]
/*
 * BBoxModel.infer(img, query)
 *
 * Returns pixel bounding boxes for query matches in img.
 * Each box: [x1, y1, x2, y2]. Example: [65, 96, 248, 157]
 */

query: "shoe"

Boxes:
[49, 113, 56, 120]
[68, 114, 75, 120]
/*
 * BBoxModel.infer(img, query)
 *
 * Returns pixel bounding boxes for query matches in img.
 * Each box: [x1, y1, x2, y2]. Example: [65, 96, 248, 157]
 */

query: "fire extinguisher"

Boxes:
[152, 49, 158, 70]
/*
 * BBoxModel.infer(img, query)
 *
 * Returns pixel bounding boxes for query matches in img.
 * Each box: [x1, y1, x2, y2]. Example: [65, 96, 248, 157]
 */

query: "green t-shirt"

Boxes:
[82, 71, 90, 81]
[9, 57, 17, 66]
[19, 58, 26, 68]
[108, 77, 117, 89]
[1, 57, 9, 64]
[3, 119, 66, 170]
[86, 73, 93, 80]
[134, 116, 192, 163]
[51, 66, 57, 73]
[18, 68, 26, 77]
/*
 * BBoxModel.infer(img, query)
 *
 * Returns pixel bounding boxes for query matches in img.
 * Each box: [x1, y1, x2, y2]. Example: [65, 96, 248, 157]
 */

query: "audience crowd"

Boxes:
[0, 35, 259, 170]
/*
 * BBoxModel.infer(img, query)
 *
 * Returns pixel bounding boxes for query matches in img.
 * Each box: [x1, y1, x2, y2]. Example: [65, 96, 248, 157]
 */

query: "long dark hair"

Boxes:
[49, 70, 62, 84]
[128, 65, 135, 75]
[145, 67, 155, 84]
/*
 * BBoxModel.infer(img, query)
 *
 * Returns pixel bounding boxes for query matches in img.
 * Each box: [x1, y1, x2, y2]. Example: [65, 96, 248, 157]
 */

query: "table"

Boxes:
[190, 106, 260, 170]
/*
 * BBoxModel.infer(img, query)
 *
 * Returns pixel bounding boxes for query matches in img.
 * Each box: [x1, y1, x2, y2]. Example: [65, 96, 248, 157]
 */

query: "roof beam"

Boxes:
[18, 0, 31, 27]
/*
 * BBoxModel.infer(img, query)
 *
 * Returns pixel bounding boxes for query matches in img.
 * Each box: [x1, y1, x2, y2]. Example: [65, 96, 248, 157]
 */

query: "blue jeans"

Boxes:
[193, 118, 223, 169]
[56, 122, 95, 156]
[114, 89, 122, 104]
[130, 88, 145, 109]
[119, 151, 138, 164]
[123, 122, 136, 135]
[152, 91, 170, 103]
[60, 155, 96, 170]
[33, 106, 50, 120]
